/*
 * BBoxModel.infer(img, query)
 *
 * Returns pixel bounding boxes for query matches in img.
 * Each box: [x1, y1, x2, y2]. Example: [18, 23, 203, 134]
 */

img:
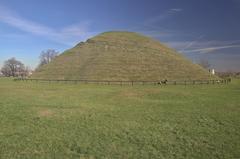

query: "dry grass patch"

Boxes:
[38, 109, 54, 117]
[34, 106, 89, 119]
[118, 90, 144, 98]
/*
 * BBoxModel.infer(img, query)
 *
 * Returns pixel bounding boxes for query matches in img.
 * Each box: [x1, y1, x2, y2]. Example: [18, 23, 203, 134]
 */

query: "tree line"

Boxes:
[0, 49, 58, 77]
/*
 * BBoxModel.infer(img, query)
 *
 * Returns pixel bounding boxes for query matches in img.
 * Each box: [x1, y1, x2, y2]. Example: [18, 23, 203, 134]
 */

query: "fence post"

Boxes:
[131, 81, 133, 86]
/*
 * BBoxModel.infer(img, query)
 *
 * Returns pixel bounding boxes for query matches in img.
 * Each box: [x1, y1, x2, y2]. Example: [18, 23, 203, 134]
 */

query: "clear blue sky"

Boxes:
[0, 0, 240, 71]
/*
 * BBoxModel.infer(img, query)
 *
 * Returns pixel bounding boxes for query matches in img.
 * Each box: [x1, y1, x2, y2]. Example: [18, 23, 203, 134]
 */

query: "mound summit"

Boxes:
[33, 31, 216, 81]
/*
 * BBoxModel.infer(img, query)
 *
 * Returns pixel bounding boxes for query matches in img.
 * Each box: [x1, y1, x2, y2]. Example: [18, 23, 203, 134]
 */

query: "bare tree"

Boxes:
[1, 58, 27, 77]
[198, 59, 211, 69]
[21, 66, 32, 77]
[39, 49, 58, 66]
[25, 66, 32, 75]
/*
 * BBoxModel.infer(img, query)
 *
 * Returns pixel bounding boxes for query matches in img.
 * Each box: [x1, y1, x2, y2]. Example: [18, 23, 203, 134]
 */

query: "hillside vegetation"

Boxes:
[33, 31, 216, 80]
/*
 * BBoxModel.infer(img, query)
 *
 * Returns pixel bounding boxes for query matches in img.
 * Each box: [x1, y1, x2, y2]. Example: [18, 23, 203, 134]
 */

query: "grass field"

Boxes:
[0, 78, 239, 159]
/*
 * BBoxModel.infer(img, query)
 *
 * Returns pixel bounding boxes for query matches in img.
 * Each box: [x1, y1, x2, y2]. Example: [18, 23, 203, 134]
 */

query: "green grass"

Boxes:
[33, 31, 217, 81]
[0, 78, 239, 159]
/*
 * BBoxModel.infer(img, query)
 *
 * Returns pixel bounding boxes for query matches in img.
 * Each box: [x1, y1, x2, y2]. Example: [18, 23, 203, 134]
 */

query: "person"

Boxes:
[161, 79, 168, 85]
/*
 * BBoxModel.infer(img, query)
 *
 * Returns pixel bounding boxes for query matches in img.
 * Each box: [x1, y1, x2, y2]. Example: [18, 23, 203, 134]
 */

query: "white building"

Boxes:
[211, 69, 215, 75]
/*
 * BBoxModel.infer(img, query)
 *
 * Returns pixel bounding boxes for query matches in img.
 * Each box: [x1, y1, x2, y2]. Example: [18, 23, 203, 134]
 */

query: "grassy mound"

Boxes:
[32, 31, 217, 80]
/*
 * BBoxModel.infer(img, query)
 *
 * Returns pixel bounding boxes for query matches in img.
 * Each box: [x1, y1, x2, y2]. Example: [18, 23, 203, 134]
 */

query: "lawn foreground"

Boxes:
[0, 78, 239, 158]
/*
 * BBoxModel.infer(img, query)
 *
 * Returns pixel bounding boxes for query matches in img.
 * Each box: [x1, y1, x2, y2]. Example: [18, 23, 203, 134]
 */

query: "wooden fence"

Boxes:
[13, 78, 231, 86]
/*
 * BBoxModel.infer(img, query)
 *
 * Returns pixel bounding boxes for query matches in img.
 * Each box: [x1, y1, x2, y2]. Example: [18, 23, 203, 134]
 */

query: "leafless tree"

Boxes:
[39, 49, 58, 66]
[1, 58, 27, 77]
[198, 59, 211, 69]
[22, 66, 32, 77]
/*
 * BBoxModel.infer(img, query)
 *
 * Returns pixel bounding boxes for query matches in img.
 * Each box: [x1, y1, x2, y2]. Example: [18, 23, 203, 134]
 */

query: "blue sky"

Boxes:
[0, 0, 240, 71]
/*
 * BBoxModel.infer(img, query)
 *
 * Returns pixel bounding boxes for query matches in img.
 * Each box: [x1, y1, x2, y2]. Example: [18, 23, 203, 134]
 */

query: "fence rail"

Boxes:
[13, 78, 231, 86]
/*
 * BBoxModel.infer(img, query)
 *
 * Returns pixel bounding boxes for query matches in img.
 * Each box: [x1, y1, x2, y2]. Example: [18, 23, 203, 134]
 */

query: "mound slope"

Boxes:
[32, 31, 216, 81]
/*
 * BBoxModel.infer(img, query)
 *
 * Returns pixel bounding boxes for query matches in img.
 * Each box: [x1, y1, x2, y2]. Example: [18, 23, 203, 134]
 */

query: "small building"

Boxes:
[209, 69, 215, 75]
